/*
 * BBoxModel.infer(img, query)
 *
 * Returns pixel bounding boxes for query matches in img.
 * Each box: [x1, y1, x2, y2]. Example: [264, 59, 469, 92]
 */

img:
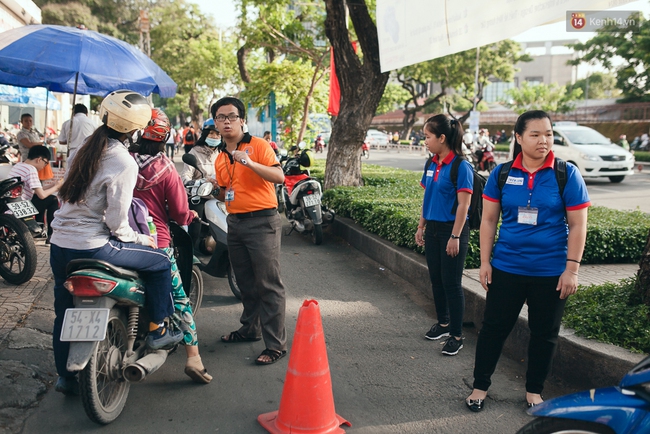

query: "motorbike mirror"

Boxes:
[298, 141, 306, 150]
[182, 153, 204, 178]
[280, 149, 288, 157]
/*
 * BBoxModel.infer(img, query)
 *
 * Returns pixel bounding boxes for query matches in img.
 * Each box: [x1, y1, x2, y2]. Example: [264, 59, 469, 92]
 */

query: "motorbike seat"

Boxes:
[66, 259, 140, 280]
[284, 173, 311, 195]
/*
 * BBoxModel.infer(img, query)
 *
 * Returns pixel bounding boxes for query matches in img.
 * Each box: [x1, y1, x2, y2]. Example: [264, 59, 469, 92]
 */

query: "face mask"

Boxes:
[205, 138, 220, 148]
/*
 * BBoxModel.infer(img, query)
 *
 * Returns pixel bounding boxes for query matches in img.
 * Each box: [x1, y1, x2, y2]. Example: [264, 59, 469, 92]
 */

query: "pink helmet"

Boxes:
[141, 108, 170, 142]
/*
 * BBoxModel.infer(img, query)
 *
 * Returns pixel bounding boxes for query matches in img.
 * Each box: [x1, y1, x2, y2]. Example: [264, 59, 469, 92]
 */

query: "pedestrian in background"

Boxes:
[58, 103, 97, 155]
[166, 125, 177, 159]
[213, 96, 288, 366]
[415, 114, 473, 356]
[617, 134, 630, 151]
[465, 110, 590, 412]
[16, 113, 41, 161]
[182, 122, 196, 154]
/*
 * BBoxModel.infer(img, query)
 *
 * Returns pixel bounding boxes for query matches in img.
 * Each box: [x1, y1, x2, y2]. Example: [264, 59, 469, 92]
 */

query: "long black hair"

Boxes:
[423, 114, 464, 156]
[59, 125, 127, 204]
[512, 110, 553, 159]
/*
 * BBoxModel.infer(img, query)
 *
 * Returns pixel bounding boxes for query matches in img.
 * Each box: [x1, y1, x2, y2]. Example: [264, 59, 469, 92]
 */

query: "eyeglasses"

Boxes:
[42, 158, 49, 165]
[214, 114, 240, 122]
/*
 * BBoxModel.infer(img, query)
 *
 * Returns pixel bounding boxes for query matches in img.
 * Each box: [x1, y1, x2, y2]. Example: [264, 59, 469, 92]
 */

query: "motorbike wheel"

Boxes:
[311, 223, 323, 245]
[227, 263, 242, 300]
[188, 264, 203, 315]
[276, 186, 285, 214]
[0, 214, 37, 285]
[79, 308, 130, 425]
[487, 161, 497, 173]
[363, 150, 370, 159]
[516, 417, 615, 434]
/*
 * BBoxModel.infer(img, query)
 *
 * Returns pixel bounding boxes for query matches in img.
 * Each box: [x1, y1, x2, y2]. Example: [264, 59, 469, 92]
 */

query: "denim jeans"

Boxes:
[50, 239, 172, 378]
[424, 220, 469, 338]
[472, 267, 566, 394]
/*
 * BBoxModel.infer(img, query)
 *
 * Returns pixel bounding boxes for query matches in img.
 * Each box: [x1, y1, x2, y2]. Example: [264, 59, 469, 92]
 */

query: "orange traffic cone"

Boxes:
[258, 299, 351, 434]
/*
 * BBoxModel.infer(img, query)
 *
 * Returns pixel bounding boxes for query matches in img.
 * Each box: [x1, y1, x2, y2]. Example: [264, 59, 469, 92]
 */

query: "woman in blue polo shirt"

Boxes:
[415, 114, 473, 356]
[465, 110, 590, 412]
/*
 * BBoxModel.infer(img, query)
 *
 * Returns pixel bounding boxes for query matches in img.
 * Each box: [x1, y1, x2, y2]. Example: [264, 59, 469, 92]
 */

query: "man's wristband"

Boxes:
[566, 259, 581, 264]
[417, 226, 425, 230]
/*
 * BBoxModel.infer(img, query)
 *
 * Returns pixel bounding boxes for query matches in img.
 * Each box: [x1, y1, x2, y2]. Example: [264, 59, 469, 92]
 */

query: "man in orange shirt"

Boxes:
[212, 97, 287, 365]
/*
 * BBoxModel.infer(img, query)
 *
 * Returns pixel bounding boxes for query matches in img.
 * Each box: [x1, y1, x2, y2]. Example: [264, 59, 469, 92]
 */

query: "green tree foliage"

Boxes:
[242, 59, 329, 145]
[395, 40, 530, 139]
[570, 72, 621, 100]
[236, 0, 330, 146]
[376, 82, 410, 115]
[505, 82, 583, 114]
[568, 12, 649, 101]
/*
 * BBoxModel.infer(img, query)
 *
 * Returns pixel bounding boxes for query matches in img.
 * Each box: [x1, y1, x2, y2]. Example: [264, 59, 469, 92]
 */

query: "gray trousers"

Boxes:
[226, 213, 286, 351]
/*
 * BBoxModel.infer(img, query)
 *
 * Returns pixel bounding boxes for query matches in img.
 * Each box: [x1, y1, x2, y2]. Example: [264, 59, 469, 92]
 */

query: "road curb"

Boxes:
[330, 216, 644, 389]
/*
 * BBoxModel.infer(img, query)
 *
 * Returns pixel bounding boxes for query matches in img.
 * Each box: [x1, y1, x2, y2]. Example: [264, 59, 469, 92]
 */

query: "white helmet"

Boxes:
[99, 90, 152, 133]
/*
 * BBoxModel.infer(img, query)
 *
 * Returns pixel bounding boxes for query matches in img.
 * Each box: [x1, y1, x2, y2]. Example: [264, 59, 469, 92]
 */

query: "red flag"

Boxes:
[327, 47, 340, 117]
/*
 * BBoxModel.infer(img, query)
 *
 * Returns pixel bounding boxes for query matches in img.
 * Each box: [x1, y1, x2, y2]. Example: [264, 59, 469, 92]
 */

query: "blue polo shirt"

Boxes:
[483, 151, 591, 276]
[420, 152, 473, 222]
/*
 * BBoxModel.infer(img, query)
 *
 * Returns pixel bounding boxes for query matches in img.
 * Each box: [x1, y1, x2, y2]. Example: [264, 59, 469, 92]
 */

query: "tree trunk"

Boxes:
[636, 229, 650, 308]
[323, 0, 389, 189]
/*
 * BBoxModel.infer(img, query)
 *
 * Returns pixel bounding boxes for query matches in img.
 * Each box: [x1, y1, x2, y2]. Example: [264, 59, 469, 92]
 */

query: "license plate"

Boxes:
[303, 195, 321, 207]
[60, 308, 110, 342]
[609, 164, 625, 170]
[6, 200, 38, 218]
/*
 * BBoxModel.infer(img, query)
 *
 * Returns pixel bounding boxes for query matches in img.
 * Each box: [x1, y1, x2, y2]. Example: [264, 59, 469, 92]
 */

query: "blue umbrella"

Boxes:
[0, 24, 177, 98]
[0, 84, 61, 110]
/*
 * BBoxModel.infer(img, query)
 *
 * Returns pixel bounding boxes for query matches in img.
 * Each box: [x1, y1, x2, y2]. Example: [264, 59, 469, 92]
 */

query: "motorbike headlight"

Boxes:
[579, 152, 601, 162]
[198, 182, 213, 197]
[217, 200, 228, 215]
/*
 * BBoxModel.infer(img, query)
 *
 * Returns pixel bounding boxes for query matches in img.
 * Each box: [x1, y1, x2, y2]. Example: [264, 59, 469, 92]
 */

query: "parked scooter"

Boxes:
[61, 221, 201, 424]
[473, 145, 497, 173]
[277, 147, 335, 245]
[517, 355, 650, 434]
[182, 153, 241, 300]
[0, 176, 41, 284]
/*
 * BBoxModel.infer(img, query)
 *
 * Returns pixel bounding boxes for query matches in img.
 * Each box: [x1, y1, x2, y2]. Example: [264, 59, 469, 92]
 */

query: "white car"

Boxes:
[552, 122, 635, 183]
[365, 129, 390, 148]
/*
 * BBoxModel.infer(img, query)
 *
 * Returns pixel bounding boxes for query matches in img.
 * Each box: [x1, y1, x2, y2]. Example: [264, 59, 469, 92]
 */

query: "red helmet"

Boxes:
[141, 108, 170, 142]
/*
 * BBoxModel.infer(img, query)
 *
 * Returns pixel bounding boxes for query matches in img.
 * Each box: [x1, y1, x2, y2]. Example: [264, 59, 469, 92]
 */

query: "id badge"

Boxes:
[225, 188, 235, 202]
[518, 206, 538, 226]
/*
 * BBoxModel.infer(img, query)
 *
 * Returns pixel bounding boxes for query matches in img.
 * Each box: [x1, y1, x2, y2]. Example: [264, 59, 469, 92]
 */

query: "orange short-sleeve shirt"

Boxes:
[215, 134, 280, 214]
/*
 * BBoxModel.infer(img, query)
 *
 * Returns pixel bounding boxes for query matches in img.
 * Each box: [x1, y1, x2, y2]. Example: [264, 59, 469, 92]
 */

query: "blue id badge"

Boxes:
[225, 188, 235, 202]
[518, 206, 538, 225]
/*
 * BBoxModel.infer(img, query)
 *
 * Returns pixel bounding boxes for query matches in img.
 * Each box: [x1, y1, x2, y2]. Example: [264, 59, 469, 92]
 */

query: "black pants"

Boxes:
[472, 267, 566, 394]
[31, 195, 58, 237]
[424, 220, 469, 338]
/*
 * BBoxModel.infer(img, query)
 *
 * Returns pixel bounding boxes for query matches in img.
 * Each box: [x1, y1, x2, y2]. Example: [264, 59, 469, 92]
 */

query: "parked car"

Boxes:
[552, 122, 635, 183]
[365, 129, 390, 148]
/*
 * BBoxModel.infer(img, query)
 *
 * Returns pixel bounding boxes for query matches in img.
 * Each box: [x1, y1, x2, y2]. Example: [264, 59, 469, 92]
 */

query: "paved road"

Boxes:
[21, 226, 569, 434]
[324, 149, 650, 214]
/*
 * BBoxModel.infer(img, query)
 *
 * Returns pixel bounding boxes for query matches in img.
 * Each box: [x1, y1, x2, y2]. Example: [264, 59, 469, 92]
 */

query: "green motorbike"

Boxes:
[60, 222, 202, 425]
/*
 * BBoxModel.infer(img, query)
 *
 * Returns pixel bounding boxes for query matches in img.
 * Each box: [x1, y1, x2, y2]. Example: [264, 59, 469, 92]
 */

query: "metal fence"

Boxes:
[479, 102, 650, 124]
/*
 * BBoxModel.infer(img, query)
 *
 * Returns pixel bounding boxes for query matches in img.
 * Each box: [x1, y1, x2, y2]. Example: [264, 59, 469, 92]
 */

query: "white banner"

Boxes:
[376, 0, 636, 72]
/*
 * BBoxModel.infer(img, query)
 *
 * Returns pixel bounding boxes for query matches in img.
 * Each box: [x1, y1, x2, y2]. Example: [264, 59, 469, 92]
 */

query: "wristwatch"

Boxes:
[450, 234, 460, 240]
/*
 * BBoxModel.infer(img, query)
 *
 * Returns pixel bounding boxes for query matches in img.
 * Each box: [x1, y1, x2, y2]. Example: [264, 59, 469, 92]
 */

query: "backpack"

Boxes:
[497, 158, 567, 201]
[128, 197, 151, 236]
[184, 128, 195, 144]
[424, 155, 487, 230]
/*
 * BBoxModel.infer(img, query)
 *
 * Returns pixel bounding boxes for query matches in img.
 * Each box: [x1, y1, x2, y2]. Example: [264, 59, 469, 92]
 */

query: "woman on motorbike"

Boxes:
[131, 109, 212, 384]
[50, 90, 183, 395]
[180, 118, 220, 184]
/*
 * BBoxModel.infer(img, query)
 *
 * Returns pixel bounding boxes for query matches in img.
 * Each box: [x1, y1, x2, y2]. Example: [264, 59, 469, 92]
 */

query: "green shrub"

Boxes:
[495, 144, 510, 153]
[320, 163, 650, 268]
[634, 151, 650, 162]
[563, 278, 650, 353]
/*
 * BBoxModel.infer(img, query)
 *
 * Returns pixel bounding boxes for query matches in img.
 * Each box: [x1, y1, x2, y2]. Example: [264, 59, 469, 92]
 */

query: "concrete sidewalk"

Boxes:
[0, 224, 644, 433]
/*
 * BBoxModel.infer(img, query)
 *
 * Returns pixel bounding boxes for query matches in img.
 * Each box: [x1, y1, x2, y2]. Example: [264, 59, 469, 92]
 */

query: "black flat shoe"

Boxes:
[465, 398, 485, 412]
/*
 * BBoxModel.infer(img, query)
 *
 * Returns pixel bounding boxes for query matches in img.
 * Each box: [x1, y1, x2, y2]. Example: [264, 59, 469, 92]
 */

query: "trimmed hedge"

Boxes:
[315, 162, 650, 267]
[564, 278, 650, 354]
[634, 151, 650, 162]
